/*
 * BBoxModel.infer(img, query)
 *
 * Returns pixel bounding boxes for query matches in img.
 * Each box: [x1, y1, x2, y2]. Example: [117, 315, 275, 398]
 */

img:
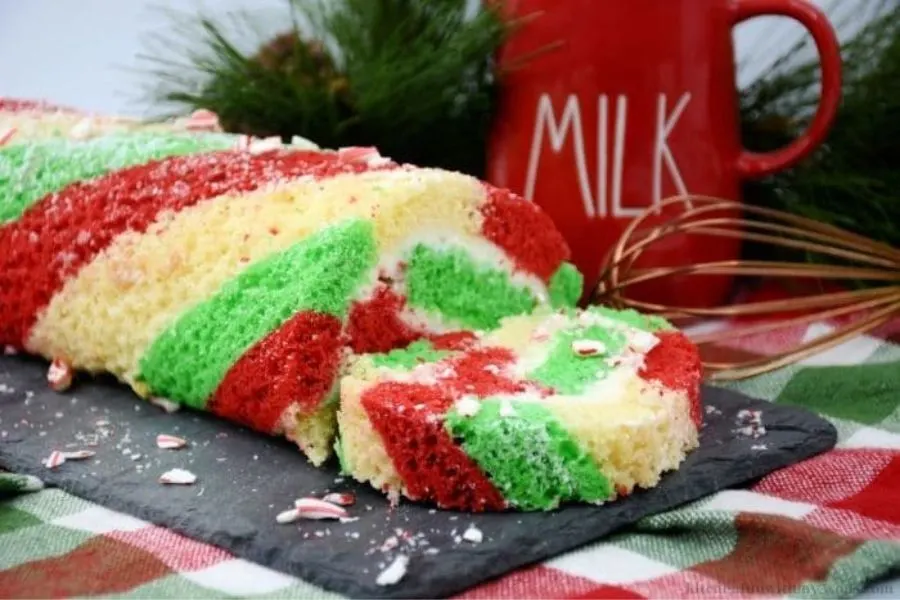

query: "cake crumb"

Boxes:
[47, 358, 74, 392]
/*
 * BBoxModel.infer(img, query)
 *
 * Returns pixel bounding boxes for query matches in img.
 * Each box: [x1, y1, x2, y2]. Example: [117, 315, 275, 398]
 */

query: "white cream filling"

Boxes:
[351, 227, 552, 333]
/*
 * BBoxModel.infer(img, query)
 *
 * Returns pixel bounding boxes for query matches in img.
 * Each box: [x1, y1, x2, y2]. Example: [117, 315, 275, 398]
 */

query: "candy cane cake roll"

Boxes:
[337, 306, 702, 511]
[0, 144, 581, 465]
[0, 97, 225, 146]
[0, 131, 243, 223]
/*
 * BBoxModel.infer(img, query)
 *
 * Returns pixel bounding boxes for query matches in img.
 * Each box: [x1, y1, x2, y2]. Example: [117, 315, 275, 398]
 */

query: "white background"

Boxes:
[0, 0, 876, 117]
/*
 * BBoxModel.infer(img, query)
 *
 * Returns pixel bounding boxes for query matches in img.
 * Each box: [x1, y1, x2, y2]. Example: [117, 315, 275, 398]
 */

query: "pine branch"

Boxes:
[137, 0, 510, 177]
[740, 0, 900, 262]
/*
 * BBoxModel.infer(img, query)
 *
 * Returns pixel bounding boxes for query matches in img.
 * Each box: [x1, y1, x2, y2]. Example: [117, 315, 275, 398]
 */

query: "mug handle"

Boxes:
[731, 0, 842, 178]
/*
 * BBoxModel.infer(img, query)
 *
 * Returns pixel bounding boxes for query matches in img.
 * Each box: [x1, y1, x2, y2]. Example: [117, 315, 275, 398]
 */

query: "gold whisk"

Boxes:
[592, 195, 900, 381]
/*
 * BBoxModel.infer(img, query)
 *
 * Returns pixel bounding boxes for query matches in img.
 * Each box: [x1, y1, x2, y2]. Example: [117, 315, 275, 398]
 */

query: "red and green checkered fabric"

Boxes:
[1, 317, 899, 598]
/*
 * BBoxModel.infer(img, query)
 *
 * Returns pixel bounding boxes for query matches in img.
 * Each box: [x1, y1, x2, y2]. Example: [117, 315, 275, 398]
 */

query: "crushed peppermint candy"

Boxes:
[181, 109, 221, 131]
[380, 535, 399, 552]
[734, 409, 766, 438]
[233, 134, 282, 154]
[483, 364, 501, 375]
[3, 345, 17, 355]
[149, 397, 180, 413]
[628, 330, 659, 353]
[498, 400, 516, 418]
[322, 492, 356, 507]
[571, 339, 606, 357]
[276, 509, 301, 524]
[0, 383, 13, 394]
[47, 358, 74, 392]
[436, 366, 456, 378]
[156, 434, 188, 450]
[338, 146, 380, 163]
[43, 450, 66, 469]
[249, 136, 283, 154]
[61, 450, 95, 460]
[290, 135, 317, 149]
[751, 444, 768, 451]
[159, 468, 197, 485]
[294, 497, 349, 520]
[68, 117, 95, 140]
[0, 127, 17, 146]
[376, 555, 409, 586]
[454, 396, 481, 417]
[462, 525, 483, 544]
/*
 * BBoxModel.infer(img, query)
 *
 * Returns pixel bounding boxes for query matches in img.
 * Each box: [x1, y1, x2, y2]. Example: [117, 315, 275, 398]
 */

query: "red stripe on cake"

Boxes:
[428, 331, 479, 351]
[480, 184, 571, 283]
[346, 286, 424, 354]
[0, 150, 396, 347]
[639, 331, 703, 427]
[0, 98, 80, 113]
[440, 347, 531, 397]
[208, 311, 344, 433]
[345, 285, 482, 355]
[360, 381, 507, 511]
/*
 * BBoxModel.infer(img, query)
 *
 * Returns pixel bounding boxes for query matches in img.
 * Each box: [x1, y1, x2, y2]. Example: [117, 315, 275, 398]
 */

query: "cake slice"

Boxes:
[0, 143, 581, 465]
[337, 306, 702, 511]
[0, 99, 225, 145]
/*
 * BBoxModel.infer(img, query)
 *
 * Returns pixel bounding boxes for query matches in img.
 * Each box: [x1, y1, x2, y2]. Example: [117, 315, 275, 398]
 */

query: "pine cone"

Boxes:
[252, 32, 340, 86]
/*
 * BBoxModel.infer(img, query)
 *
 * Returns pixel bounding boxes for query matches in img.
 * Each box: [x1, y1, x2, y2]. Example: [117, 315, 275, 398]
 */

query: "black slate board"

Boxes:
[0, 353, 836, 599]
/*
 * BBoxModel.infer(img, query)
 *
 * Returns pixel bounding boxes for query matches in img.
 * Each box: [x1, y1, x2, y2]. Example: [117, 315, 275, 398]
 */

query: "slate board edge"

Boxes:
[431, 400, 840, 599]
[0, 388, 838, 600]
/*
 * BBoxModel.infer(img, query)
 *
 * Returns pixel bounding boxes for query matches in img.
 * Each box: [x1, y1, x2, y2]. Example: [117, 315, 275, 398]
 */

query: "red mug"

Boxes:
[487, 0, 842, 308]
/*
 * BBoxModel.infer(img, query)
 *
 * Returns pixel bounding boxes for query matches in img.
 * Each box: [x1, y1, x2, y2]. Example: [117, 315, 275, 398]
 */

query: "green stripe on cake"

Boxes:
[404, 245, 539, 330]
[529, 324, 627, 395]
[445, 398, 611, 510]
[370, 340, 451, 370]
[137, 218, 377, 408]
[529, 307, 673, 395]
[548, 262, 583, 308]
[0, 132, 234, 223]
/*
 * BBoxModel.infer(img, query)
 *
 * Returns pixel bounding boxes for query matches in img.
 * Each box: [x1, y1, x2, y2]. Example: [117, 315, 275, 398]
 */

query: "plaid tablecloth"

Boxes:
[1, 317, 899, 598]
